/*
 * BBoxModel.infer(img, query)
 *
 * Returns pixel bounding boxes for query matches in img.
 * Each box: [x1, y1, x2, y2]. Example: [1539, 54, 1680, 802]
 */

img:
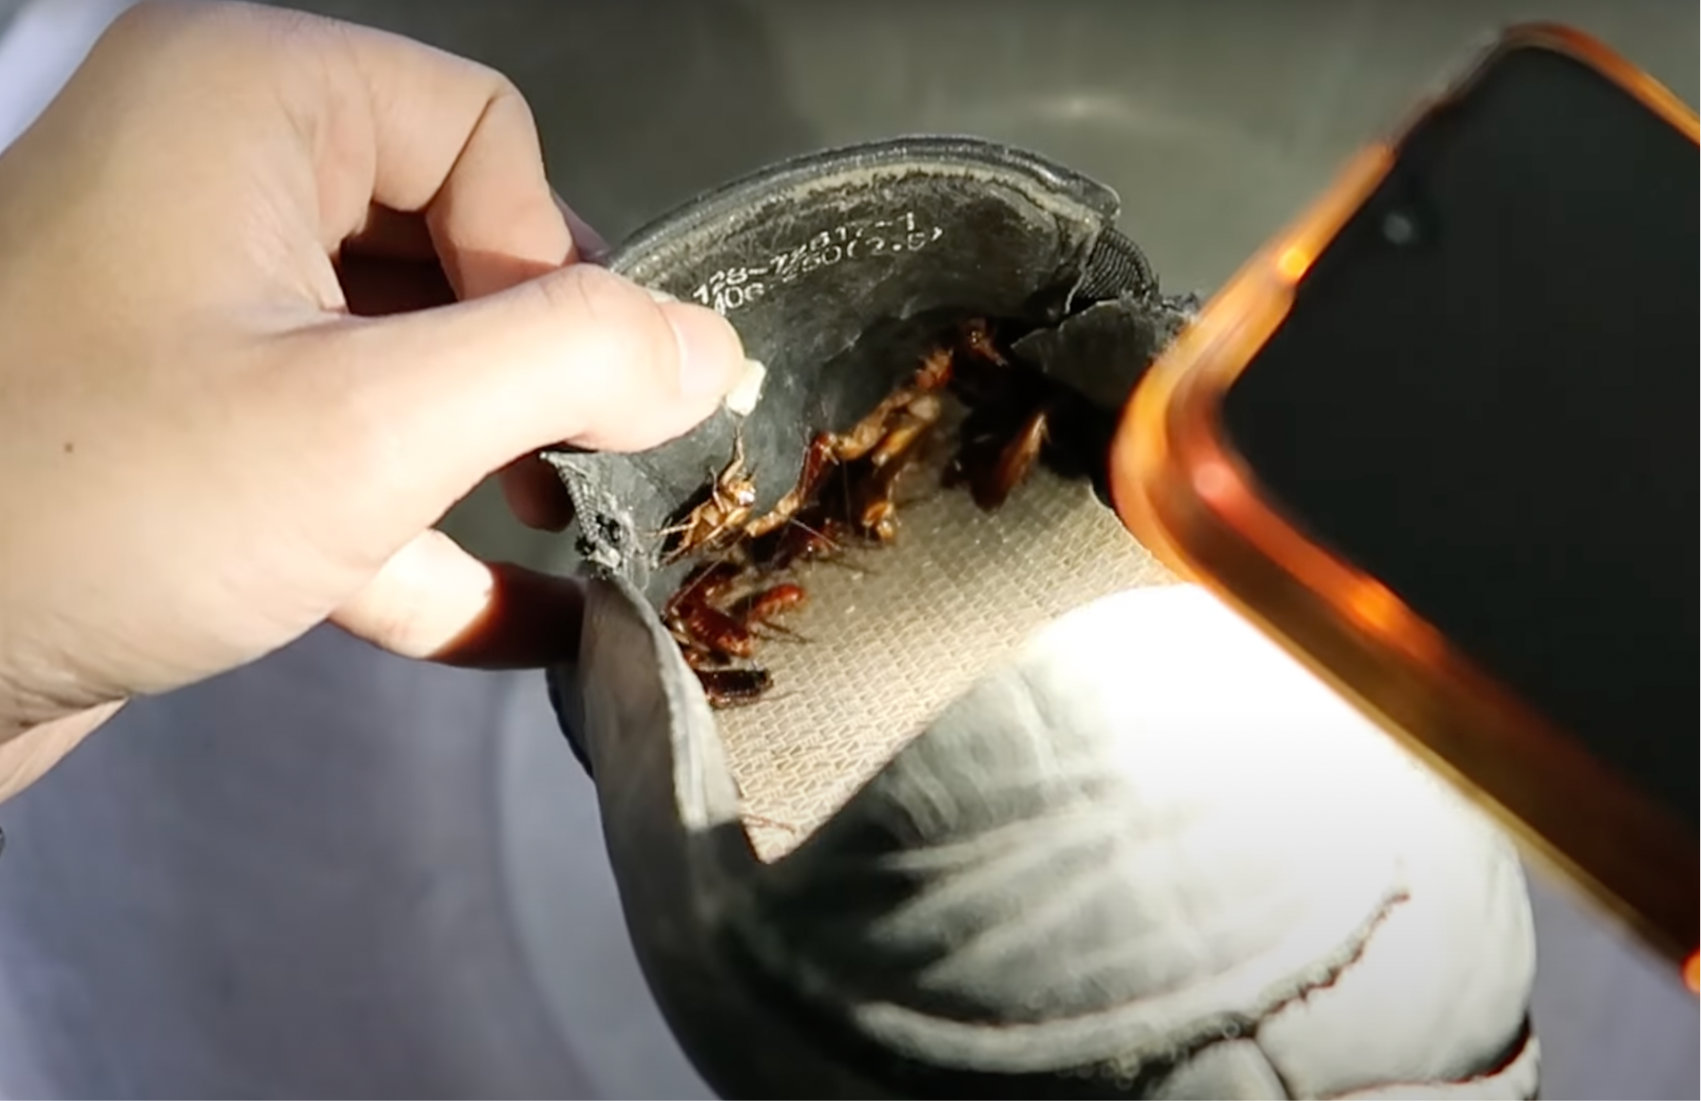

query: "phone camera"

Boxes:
[1381, 209, 1421, 246]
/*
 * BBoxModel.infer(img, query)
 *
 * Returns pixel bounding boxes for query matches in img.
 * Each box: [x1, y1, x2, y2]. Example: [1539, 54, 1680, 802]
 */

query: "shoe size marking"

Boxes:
[690, 211, 945, 315]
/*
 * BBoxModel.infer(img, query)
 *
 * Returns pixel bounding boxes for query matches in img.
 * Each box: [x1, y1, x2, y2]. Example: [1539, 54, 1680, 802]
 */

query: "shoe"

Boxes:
[542, 137, 1540, 1100]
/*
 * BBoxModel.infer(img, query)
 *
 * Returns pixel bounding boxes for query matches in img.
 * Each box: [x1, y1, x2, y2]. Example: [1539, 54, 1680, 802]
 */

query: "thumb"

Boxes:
[330, 528, 585, 668]
[314, 262, 746, 528]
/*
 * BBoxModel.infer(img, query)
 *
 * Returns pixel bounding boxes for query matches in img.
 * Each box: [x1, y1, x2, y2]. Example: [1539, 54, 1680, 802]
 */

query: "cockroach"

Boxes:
[829, 392, 912, 464]
[658, 431, 759, 564]
[859, 502, 898, 544]
[868, 393, 942, 469]
[856, 483, 910, 544]
[697, 667, 773, 709]
[914, 345, 955, 392]
[850, 399, 945, 541]
[668, 601, 756, 660]
[743, 368, 937, 539]
[745, 432, 839, 539]
[825, 345, 959, 465]
[732, 582, 807, 626]
[970, 405, 1050, 512]
[958, 318, 1010, 367]
[665, 561, 758, 660]
[653, 318, 1061, 718]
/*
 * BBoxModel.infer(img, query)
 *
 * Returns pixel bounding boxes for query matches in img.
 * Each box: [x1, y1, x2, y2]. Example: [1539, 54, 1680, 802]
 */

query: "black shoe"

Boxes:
[542, 137, 1539, 1100]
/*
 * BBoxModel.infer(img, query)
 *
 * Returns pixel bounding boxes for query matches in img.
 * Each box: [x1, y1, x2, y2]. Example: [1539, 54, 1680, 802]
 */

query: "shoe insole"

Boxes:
[714, 401, 1175, 860]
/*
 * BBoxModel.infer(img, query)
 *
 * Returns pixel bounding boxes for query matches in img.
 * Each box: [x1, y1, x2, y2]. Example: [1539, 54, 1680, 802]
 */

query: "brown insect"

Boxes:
[745, 432, 838, 539]
[671, 603, 757, 660]
[658, 432, 759, 564]
[868, 392, 943, 469]
[969, 405, 1050, 512]
[744, 343, 957, 551]
[697, 668, 773, 708]
[654, 319, 1057, 715]
[855, 490, 900, 544]
[670, 614, 774, 710]
[822, 344, 957, 465]
[934, 317, 1068, 513]
[664, 556, 758, 661]
[828, 391, 915, 464]
[731, 582, 807, 628]
[850, 409, 938, 543]
[914, 345, 955, 391]
[958, 317, 1010, 368]
[663, 547, 801, 708]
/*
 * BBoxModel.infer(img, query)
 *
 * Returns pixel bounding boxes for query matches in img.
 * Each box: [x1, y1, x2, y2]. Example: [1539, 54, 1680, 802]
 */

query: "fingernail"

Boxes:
[662, 303, 745, 400]
[724, 357, 766, 416]
[551, 189, 611, 264]
[646, 287, 678, 304]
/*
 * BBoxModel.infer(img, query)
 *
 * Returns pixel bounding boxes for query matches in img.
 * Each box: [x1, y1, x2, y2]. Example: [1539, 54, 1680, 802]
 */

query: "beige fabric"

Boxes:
[713, 412, 1175, 859]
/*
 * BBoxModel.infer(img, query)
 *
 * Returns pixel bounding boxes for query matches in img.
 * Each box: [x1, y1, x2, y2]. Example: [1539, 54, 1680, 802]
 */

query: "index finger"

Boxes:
[280, 8, 581, 299]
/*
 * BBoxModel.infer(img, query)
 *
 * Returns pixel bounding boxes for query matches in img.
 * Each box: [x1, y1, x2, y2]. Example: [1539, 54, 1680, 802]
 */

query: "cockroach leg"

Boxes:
[669, 556, 746, 613]
[729, 776, 799, 835]
[742, 811, 799, 835]
[757, 512, 860, 572]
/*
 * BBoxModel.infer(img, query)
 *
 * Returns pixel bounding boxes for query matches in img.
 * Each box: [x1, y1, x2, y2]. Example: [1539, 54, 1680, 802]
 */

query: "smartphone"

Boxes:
[1109, 23, 1698, 980]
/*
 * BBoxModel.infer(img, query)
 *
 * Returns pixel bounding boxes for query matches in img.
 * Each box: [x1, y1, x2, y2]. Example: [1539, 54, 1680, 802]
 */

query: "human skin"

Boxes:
[0, 1, 747, 801]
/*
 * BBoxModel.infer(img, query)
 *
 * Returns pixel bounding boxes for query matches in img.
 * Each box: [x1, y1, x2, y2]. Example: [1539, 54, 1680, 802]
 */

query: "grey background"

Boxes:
[0, 1, 1696, 1097]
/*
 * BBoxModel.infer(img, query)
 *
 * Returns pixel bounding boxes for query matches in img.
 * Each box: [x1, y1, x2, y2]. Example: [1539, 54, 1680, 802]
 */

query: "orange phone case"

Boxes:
[1108, 23, 1699, 982]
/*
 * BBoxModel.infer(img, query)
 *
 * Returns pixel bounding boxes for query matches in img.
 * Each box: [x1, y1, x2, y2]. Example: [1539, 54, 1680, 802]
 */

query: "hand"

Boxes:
[0, 1, 747, 800]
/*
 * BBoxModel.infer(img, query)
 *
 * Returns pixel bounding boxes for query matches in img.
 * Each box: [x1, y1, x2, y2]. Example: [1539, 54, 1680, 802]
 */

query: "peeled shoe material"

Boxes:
[540, 137, 1539, 1099]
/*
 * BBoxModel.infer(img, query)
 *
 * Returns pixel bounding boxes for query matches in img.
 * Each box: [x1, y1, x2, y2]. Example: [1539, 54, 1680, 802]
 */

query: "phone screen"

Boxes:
[1220, 43, 1698, 831]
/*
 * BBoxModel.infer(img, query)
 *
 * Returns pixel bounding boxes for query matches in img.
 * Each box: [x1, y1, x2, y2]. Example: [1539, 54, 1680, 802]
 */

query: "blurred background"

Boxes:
[0, 0, 1695, 1097]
